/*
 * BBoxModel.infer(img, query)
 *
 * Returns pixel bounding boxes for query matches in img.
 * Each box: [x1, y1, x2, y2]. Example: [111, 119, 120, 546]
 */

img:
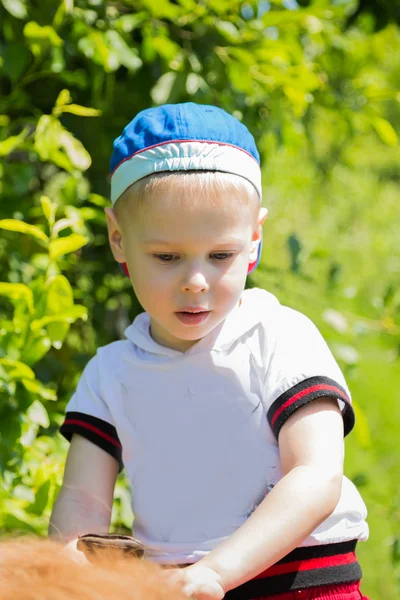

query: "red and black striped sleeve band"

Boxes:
[267, 376, 355, 440]
[60, 411, 123, 470]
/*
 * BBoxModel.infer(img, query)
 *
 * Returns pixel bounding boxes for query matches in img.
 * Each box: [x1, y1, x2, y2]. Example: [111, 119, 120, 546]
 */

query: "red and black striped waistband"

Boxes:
[224, 541, 362, 599]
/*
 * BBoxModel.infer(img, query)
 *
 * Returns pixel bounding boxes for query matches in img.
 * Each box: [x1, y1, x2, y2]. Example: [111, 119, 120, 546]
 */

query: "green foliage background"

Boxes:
[1, 1, 399, 597]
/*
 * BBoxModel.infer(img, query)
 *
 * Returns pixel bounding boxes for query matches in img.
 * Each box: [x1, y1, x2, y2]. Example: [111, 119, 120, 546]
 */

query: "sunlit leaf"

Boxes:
[78, 30, 119, 72]
[105, 30, 143, 71]
[322, 309, 348, 333]
[21, 379, 57, 401]
[372, 117, 398, 146]
[186, 73, 207, 95]
[0, 283, 34, 313]
[52, 217, 78, 236]
[45, 275, 74, 347]
[55, 88, 72, 107]
[34, 115, 61, 161]
[23, 21, 63, 56]
[20, 336, 52, 366]
[152, 37, 180, 62]
[59, 130, 91, 170]
[30, 306, 88, 331]
[49, 233, 88, 260]
[151, 72, 177, 104]
[40, 196, 56, 228]
[0, 128, 29, 157]
[27, 400, 50, 427]
[216, 20, 240, 41]
[0, 218, 48, 242]
[113, 12, 147, 32]
[1, 0, 28, 19]
[60, 104, 102, 117]
[0, 359, 35, 380]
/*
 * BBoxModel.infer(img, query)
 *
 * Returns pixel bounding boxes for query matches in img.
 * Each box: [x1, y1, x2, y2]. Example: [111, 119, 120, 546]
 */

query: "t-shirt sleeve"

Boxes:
[59, 353, 122, 468]
[263, 306, 355, 441]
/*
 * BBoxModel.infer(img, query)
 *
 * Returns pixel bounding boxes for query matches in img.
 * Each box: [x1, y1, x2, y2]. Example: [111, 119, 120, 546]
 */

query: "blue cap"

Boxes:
[111, 102, 263, 275]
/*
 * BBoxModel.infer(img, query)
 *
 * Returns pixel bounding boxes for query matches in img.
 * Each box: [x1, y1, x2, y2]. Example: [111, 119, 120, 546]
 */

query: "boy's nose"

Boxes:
[181, 270, 210, 293]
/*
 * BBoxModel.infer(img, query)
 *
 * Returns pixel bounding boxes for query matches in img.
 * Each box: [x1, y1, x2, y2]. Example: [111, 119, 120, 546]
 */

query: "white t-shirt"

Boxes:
[61, 288, 368, 564]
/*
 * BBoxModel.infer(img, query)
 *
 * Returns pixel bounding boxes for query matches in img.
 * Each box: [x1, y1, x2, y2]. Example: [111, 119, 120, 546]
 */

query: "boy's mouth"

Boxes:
[175, 308, 211, 326]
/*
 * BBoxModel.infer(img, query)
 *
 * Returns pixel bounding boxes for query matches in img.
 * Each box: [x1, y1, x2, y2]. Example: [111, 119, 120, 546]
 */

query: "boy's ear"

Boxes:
[105, 207, 126, 263]
[249, 207, 268, 263]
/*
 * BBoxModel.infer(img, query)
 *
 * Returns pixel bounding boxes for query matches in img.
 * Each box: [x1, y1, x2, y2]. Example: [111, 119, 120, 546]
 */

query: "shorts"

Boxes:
[247, 581, 369, 599]
[224, 541, 368, 600]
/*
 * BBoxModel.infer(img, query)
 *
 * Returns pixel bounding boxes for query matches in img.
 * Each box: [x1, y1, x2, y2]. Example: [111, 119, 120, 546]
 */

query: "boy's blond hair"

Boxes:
[114, 171, 260, 224]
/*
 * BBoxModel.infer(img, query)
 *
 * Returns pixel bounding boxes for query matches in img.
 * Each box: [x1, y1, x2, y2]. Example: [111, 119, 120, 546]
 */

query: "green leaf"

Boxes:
[216, 20, 240, 41]
[0, 218, 49, 242]
[56, 90, 72, 107]
[2, 514, 37, 534]
[53, 89, 101, 117]
[30, 306, 88, 331]
[352, 400, 371, 449]
[55, 89, 72, 107]
[60, 104, 102, 117]
[140, 0, 179, 19]
[113, 12, 147, 32]
[88, 193, 108, 207]
[1, 0, 28, 19]
[52, 217, 78, 236]
[186, 73, 207, 95]
[1, 43, 31, 82]
[20, 336, 52, 366]
[151, 72, 177, 104]
[152, 36, 180, 62]
[21, 379, 57, 401]
[49, 233, 88, 260]
[0, 283, 34, 313]
[59, 130, 91, 171]
[0, 128, 29, 157]
[45, 275, 74, 347]
[105, 30, 143, 71]
[0, 359, 35, 381]
[13, 485, 35, 503]
[78, 31, 119, 72]
[372, 117, 398, 146]
[29, 480, 51, 516]
[27, 400, 50, 428]
[34, 115, 61, 161]
[40, 196, 56, 228]
[23, 22, 63, 57]
[227, 61, 254, 94]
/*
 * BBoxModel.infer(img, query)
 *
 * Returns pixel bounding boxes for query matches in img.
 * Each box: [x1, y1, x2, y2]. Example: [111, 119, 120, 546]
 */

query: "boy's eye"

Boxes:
[153, 253, 178, 262]
[211, 252, 234, 260]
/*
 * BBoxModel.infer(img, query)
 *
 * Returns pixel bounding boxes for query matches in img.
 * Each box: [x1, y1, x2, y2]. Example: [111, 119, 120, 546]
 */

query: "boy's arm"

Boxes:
[186, 397, 344, 595]
[49, 433, 119, 542]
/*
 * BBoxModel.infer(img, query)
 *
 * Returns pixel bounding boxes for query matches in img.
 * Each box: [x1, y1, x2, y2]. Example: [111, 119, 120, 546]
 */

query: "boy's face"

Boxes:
[105, 181, 266, 352]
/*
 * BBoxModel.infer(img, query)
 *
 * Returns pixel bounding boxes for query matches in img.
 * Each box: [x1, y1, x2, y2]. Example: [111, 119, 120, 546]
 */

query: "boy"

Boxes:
[50, 103, 369, 600]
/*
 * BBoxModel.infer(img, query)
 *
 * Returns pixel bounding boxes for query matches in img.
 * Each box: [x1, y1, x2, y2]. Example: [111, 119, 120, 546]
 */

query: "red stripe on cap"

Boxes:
[254, 551, 357, 579]
[271, 384, 350, 427]
[63, 419, 121, 448]
[111, 139, 260, 175]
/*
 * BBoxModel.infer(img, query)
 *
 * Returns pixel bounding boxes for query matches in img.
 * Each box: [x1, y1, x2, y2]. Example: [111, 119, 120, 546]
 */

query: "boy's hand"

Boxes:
[164, 564, 225, 600]
[64, 538, 89, 565]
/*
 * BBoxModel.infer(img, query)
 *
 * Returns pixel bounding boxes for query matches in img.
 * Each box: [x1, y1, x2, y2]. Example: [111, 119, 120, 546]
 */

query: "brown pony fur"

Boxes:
[0, 537, 186, 600]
